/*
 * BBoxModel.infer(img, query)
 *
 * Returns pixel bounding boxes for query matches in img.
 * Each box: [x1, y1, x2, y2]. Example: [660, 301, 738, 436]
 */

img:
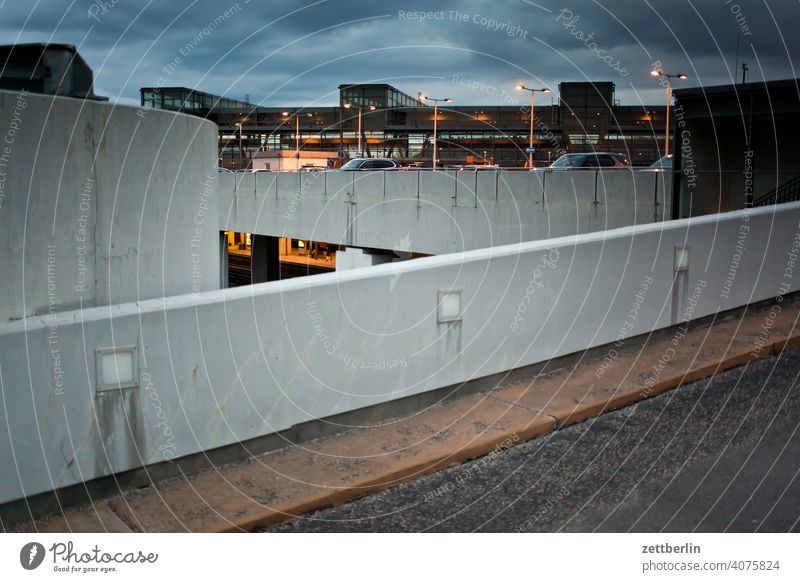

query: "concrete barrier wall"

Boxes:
[0, 90, 220, 322]
[220, 169, 672, 254]
[1, 202, 797, 505]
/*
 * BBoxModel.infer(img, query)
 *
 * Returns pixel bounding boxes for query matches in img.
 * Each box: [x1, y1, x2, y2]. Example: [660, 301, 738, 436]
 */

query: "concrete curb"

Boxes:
[209, 416, 554, 533]
[209, 330, 800, 533]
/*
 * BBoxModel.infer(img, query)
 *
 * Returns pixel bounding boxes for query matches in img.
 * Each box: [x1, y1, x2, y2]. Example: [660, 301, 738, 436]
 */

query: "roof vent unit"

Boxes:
[0, 43, 107, 101]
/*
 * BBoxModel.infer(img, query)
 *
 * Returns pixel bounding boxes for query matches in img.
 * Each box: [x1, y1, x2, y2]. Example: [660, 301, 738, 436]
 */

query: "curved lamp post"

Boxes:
[419, 94, 453, 170]
[234, 121, 244, 169]
[650, 68, 687, 157]
[516, 85, 550, 169]
[281, 110, 313, 160]
[343, 103, 376, 157]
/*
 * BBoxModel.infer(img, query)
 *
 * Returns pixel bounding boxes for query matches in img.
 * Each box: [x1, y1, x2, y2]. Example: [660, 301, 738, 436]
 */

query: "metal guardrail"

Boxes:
[753, 175, 800, 207]
[222, 166, 657, 173]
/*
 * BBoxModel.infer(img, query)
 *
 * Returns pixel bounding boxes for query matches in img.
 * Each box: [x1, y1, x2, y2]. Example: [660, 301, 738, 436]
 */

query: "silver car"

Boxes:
[649, 155, 673, 169]
[339, 158, 399, 171]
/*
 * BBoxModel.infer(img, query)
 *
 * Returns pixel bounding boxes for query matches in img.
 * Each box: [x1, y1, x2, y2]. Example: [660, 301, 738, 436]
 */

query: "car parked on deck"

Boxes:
[338, 158, 399, 171]
[549, 152, 630, 168]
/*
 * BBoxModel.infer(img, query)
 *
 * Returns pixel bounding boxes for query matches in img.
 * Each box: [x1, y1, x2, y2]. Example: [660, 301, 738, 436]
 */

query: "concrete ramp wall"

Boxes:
[220, 169, 672, 254]
[1, 202, 796, 506]
[0, 90, 220, 322]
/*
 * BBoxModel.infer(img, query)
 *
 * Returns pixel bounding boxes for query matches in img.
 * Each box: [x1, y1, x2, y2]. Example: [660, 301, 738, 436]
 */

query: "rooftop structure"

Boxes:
[0, 43, 106, 101]
[672, 78, 800, 217]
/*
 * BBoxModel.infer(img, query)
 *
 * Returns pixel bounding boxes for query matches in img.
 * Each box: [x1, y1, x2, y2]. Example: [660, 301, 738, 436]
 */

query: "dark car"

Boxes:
[550, 153, 630, 168]
[339, 158, 399, 171]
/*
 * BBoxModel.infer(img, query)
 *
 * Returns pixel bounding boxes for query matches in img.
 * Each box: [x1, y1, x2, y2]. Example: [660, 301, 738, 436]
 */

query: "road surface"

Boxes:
[272, 348, 800, 532]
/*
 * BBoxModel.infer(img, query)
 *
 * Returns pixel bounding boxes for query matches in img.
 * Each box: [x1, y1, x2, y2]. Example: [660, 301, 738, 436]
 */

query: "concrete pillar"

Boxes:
[336, 247, 397, 270]
[219, 232, 229, 289]
[251, 235, 280, 282]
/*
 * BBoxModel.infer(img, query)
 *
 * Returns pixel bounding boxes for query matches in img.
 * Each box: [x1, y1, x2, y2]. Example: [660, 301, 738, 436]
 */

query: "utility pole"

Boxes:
[741, 63, 748, 84]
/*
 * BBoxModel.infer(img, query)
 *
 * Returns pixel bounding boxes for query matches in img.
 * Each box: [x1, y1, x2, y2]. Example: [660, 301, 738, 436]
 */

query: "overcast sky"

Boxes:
[2, 0, 798, 108]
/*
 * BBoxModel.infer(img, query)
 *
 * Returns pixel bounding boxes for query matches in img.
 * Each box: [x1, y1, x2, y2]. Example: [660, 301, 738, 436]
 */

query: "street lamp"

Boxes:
[650, 68, 688, 158]
[516, 85, 550, 169]
[343, 103, 376, 157]
[418, 94, 453, 170]
[282, 110, 313, 160]
[234, 122, 243, 169]
[235, 116, 249, 170]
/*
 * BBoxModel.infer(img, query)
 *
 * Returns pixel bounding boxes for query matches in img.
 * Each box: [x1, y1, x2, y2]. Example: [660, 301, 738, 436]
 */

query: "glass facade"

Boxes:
[339, 83, 421, 110]
[140, 87, 252, 118]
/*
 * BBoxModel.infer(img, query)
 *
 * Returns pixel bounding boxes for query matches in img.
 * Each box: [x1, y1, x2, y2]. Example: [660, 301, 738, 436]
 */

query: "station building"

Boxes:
[140, 81, 669, 168]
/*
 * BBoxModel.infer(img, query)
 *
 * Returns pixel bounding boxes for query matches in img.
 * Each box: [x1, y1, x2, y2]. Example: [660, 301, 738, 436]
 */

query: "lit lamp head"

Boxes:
[418, 94, 451, 103]
[517, 85, 550, 93]
[651, 68, 688, 80]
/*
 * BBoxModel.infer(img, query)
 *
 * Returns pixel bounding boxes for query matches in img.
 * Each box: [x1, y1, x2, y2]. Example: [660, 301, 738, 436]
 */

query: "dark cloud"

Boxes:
[2, 0, 797, 107]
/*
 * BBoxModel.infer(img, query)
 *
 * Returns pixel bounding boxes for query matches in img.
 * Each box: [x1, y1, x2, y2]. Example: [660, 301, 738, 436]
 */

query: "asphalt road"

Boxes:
[271, 348, 800, 532]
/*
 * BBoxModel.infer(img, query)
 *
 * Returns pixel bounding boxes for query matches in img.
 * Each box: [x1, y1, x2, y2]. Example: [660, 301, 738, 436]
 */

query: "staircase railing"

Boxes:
[752, 174, 800, 207]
